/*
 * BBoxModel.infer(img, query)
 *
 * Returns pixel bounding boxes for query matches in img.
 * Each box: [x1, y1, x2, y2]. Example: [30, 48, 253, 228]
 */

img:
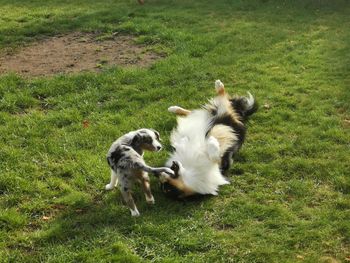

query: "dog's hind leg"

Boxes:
[168, 106, 191, 116]
[220, 151, 234, 174]
[105, 169, 118, 190]
[215, 80, 226, 96]
[119, 177, 139, 216]
[121, 190, 140, 217]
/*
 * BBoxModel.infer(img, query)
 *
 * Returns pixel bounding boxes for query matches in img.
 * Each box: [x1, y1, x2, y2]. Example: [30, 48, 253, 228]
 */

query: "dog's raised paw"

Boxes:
[215, 80, 225, 94]
[215, 79, 224, 88]
[168, 106, 181, 113]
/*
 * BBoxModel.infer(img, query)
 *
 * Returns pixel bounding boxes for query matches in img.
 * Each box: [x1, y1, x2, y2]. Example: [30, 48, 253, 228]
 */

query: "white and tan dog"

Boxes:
[159, 80, 257, 199]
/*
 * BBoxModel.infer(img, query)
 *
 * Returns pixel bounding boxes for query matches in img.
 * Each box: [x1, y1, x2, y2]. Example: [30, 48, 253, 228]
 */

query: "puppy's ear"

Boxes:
[170, 161, 180, 178]
[150, 129, 161, 141]
[131, 133, 142, 146]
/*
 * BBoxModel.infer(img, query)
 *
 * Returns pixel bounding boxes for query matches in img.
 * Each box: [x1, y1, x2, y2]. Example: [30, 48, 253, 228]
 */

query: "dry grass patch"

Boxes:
[0, 32, 161, 77]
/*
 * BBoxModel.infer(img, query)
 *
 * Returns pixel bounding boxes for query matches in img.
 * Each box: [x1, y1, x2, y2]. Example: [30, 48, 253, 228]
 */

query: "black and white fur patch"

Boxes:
[159, 80, 257, 198]
[105, 129, 173, 216]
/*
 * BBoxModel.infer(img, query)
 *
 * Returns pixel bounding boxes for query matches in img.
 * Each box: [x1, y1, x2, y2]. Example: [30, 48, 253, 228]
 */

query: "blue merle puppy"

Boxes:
[105, 129, 174, 216]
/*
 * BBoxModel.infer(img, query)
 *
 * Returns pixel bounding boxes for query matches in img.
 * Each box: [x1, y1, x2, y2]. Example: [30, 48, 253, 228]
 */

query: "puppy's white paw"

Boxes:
[105, 184, 115, 190]
[162, 167, 174, 176]
[207, 136, 221, 162]
[168, 106, 181, 113]
[130, 208, 140, 217]
[146, 195, 155, 204]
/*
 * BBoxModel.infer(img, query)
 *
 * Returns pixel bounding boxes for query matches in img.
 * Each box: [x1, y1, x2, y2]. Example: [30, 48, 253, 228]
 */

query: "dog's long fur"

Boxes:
[105, 129, 173, 216]
[160, 80, 257, 198]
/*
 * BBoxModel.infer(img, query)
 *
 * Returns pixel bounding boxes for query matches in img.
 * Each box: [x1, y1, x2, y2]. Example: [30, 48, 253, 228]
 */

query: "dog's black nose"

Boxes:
[157, 146, 162, 151]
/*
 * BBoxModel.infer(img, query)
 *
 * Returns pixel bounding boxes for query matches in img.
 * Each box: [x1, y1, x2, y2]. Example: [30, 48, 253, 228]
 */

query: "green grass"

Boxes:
[1, 0, 350, 262]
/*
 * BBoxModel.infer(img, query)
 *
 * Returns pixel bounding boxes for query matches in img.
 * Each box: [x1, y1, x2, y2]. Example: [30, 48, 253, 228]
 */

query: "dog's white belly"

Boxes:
[168, 110, 229, 195]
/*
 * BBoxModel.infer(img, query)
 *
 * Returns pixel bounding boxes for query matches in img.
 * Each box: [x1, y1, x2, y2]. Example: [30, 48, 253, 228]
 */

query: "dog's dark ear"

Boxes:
[170, 161, 180, 178]
[150, 129, 160, 141]
[131, 133, 142, 146]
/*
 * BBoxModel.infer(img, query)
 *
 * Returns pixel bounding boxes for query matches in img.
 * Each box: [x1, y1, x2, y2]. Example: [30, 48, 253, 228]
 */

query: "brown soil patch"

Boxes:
[0, 33, 162, 77]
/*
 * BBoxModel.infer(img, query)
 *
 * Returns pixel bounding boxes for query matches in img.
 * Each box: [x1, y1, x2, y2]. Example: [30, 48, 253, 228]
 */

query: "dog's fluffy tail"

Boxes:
[230, 92, 258, 121]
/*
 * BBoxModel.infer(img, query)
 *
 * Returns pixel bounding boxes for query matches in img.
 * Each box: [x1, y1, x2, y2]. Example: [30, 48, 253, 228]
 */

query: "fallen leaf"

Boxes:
[297, 255, 304, 260]
[42, 215, 51, 221]
[83, 120, 90, 128]
[263, 103, 271, 109]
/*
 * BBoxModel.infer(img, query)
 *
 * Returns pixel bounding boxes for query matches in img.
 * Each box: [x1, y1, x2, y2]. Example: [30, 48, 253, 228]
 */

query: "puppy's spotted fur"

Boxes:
[105, 129, 174, 216]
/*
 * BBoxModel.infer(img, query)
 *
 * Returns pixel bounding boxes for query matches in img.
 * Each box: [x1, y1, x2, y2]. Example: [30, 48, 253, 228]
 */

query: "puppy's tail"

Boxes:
[230, 92, 258, 121]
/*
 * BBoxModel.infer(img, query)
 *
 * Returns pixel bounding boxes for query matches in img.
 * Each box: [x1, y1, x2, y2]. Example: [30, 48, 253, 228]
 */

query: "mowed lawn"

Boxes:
[0, 0, 350, 262]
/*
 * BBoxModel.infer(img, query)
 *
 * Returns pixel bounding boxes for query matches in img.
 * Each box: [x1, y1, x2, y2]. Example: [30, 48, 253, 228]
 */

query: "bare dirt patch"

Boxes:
[0, 33, 162, 77]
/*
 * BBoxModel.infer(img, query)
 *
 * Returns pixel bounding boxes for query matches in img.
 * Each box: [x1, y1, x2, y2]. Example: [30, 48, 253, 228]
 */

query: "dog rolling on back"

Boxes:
[160, 80, 257, 199]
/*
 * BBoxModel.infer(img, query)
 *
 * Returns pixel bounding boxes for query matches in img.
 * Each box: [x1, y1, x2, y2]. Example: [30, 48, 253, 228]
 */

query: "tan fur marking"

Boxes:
[209, 124, 238, 156]
[217, 87, 226, 96]
[167, 177, 195, 197]
[174, 108, 191, 116]
[215, 80, 226, 96]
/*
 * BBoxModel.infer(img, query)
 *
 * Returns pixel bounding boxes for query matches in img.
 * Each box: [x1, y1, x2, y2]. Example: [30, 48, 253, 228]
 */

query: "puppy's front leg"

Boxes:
[105, 169, 118, 190]
[135, 162, 174, 177]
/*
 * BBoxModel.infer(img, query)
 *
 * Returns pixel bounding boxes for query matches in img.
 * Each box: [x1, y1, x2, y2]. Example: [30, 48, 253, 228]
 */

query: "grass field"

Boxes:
[0, 0, 350, 262]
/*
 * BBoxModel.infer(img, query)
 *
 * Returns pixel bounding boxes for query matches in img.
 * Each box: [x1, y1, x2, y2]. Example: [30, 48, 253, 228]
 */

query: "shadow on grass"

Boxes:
[1, 0, 349, 49]
[32, 184, 213, 246]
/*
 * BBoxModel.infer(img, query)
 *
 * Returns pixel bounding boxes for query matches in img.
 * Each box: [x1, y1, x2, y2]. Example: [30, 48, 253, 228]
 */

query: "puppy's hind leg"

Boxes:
[105, 169, 118, 190]
[119, 178, 139, 216]
[168, 106, 191, 116]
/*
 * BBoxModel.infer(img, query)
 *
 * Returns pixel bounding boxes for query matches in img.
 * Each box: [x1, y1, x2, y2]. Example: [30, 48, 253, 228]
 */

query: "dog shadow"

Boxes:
[31, 149, 247, 249]
[33, 182, 215, 248]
